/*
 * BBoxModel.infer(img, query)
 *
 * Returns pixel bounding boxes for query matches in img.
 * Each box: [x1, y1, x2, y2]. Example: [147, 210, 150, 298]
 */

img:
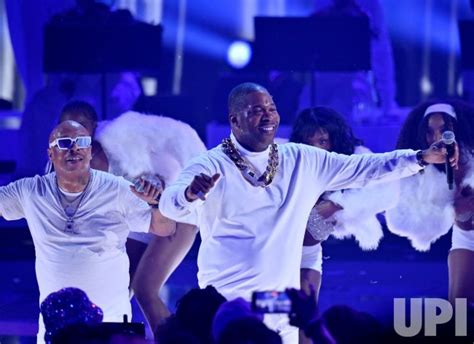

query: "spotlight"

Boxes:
[420, 76, 433, 95]
[227, 41, 252, 69]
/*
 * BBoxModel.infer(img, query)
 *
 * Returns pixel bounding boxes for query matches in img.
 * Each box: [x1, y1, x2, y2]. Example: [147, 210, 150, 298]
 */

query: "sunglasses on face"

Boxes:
[49, 136, 92, 150]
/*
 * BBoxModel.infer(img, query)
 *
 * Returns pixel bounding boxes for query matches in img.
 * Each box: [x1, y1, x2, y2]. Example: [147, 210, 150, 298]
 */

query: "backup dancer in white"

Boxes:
[385, 101, 474, 304]
[290, 106, 375, 344]
[0, 121, 172, 343]
[159, 82, 457, 343]
[289, 107, 372, 300]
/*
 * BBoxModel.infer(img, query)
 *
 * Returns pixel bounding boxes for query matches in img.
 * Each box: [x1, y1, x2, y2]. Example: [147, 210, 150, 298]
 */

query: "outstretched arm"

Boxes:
[0, 180, 27, 221]
[316, 139, 458, 192]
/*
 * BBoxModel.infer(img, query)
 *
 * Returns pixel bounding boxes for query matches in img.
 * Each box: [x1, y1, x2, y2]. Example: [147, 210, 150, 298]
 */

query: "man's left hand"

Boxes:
[421, 139, 459, 168]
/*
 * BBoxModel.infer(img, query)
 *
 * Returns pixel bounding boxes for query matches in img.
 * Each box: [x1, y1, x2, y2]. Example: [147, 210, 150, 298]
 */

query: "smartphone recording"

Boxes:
[251, 291, 291, 313]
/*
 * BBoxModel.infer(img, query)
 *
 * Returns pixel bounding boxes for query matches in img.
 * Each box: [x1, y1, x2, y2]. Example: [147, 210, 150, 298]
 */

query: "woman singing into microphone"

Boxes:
[385, 99, 474, 303]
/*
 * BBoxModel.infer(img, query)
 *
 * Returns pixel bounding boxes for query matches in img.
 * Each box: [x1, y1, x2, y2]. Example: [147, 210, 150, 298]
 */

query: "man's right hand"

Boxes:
[185, 173, 220, 202]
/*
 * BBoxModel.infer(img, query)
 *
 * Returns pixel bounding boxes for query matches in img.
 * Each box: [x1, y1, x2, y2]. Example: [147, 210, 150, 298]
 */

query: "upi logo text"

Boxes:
[393, 298, 467, 337]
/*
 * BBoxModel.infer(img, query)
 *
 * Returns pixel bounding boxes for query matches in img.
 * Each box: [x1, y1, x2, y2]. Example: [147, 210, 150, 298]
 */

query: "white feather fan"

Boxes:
[96, 111, 206, 184]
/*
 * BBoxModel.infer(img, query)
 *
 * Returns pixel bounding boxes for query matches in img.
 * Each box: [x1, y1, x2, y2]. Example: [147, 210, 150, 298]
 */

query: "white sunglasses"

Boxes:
[49, 136, 92, 150]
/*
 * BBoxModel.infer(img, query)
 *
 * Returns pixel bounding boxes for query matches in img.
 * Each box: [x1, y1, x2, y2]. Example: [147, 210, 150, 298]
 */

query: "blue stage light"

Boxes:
[227, 41, 252, 69]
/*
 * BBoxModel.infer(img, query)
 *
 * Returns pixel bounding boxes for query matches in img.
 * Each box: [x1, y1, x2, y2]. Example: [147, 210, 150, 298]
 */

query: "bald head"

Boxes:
[49, 120, 89, 143]
[228, 82, 269, 115]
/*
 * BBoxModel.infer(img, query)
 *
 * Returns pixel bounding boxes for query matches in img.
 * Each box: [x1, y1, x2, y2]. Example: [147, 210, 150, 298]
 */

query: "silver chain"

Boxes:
[55, 174, 92, 234]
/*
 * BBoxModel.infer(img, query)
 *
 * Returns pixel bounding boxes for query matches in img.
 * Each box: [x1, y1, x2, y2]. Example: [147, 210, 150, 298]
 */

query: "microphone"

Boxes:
[442, 131, 455, 190]
[133, 174, 163, 193]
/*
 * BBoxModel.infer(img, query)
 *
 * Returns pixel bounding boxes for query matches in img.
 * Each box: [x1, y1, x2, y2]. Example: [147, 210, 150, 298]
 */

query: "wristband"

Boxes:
[416, 150, 429, 167]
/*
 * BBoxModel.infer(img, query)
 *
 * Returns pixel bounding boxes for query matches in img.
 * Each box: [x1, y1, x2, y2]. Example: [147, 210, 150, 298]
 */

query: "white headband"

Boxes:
[423, 103, 457, 120]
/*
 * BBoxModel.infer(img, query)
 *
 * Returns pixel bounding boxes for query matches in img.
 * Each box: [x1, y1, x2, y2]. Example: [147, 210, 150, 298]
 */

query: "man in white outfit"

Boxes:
[0, 120, 175, 343]
[159, 82, 457, 343]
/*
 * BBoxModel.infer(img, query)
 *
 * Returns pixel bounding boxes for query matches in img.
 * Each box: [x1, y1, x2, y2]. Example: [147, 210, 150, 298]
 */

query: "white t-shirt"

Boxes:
[160, 134, 422, 302]
[0, 169, 151, 321]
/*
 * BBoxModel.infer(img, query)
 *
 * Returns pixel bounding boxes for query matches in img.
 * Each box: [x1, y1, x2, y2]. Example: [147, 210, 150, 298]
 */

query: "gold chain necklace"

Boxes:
[222, 138, 279, 187]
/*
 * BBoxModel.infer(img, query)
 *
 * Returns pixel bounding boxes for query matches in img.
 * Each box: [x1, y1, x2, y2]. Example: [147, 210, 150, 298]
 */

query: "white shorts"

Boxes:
[451, 224, 474, 251]
[300, 243, 323, 274]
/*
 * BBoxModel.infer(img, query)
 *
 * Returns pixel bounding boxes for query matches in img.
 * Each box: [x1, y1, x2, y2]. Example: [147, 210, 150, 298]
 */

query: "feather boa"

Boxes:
[384, 165, 458, 251]
[326, 181, 399, 250]
[95, 111, 206, 184]
[325, 157, 474, 252]
[385, 157, 474, 251]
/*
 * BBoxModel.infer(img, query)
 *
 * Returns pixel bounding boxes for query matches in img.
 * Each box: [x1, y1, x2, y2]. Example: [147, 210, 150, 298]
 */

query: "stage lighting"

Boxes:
[420, 75, 433, 95]
[227, 41, 252, 69]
